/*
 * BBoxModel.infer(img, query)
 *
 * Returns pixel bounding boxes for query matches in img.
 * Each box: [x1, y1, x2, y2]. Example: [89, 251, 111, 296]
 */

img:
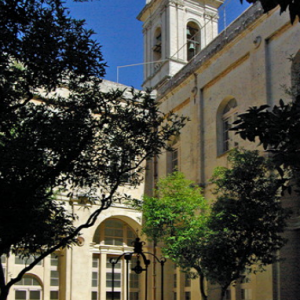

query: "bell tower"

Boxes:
[137, 0, 223, 89]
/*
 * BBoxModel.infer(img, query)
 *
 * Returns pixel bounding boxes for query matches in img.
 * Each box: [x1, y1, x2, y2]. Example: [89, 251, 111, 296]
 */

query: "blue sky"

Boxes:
[65, 0, 250, 89]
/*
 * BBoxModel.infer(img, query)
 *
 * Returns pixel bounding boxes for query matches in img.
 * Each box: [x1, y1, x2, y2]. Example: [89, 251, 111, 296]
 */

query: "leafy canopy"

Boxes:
[233, 99, 300, 192]
[141, 172, 209, 299]
[242, 0, 300, 24]
[142, 172, 208, 268]
[203, 149, 290, 296]
[141, 151, 289, 300]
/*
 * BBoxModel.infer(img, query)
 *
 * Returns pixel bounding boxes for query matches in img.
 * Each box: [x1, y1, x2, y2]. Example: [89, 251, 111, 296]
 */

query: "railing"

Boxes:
[218, 0, 251, 33]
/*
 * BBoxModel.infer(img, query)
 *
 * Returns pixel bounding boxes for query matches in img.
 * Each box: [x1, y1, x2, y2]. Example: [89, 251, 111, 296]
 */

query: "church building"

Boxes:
[2, 1, 300, 300]
[139, 1, 300, 300]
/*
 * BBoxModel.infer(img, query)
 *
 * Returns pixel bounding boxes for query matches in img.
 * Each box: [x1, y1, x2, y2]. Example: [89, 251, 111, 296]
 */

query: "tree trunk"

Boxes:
[220, 285, 229, 300]
[0, 286, 9, 300]
[0, 262, 8, 300]
[220, 289, 225, 300]
[199, 274, 207, 300]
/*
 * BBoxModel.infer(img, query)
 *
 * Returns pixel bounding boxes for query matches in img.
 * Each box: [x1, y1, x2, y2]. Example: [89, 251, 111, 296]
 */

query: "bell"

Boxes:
[188, 42, 195, 52]
[186, 27, 191, 36]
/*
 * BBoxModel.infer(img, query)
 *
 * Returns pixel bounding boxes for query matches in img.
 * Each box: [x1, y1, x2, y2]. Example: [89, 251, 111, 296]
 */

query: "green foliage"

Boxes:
[0, 1, 186, 298]
[242, 0, 300, 24]
[203, 149, 290, 294]
[141, 152, 289, 299]
[233, 99, 300, 192]
[142, 172, 208, 272]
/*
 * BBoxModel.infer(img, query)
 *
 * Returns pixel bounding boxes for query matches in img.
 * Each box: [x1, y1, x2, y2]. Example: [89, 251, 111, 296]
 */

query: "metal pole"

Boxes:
[153, 247, 156, 300]
[109, 239, 166, 300]
[161, 261, 164, 300]
[145, 263, 148, 300]
[116, 60, 168, 84]
[126, 256, 130, 300]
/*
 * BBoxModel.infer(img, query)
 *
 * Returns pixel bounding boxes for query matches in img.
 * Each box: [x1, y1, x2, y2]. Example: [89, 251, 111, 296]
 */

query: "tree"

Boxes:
[242, 0, 300, 24]
[140, 172, 210, 300]
[203, 149, 289, 300]
[0, 1, 186, 299]
[233, 98, 300, 193]
[140, 152, 289, 300]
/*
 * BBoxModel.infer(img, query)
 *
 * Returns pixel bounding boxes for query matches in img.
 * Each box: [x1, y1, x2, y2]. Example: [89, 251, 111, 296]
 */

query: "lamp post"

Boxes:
[110, 237, 166, 300]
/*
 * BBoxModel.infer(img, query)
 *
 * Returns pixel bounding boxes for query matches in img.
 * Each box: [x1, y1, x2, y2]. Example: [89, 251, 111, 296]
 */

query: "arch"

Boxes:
[93, 217, 139, 246]
[291, 50, 300, 100]
[223, 98, 237, 114]
[91, 216, 141, 300]
[169, 133, 180, 146]
[186, 21, 201, 61]
[16, 274, 43, 287]
[15, 274, 43, 300]
[216, 97, 238, 155]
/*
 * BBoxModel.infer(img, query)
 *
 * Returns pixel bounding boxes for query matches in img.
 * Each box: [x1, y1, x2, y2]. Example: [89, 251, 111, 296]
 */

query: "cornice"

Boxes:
[137, 0, 184, 21]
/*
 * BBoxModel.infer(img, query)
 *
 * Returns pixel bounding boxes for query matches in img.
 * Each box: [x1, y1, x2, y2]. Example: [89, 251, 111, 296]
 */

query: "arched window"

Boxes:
[167, 134, 180, 174]
[92, 219, 139, 300]
[15, 275, 42, 300]
[153, 27, 162, 61]
[222, 98, 238, 153]
[217, 98, 238, 155]
[291, 50, 300, 100]
[93, 218, 136, 246]
[186, 22, 200, 61]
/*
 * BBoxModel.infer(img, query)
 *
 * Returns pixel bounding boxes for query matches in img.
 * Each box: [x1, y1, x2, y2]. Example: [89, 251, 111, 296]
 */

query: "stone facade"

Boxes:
[141, 1, 300, 300]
